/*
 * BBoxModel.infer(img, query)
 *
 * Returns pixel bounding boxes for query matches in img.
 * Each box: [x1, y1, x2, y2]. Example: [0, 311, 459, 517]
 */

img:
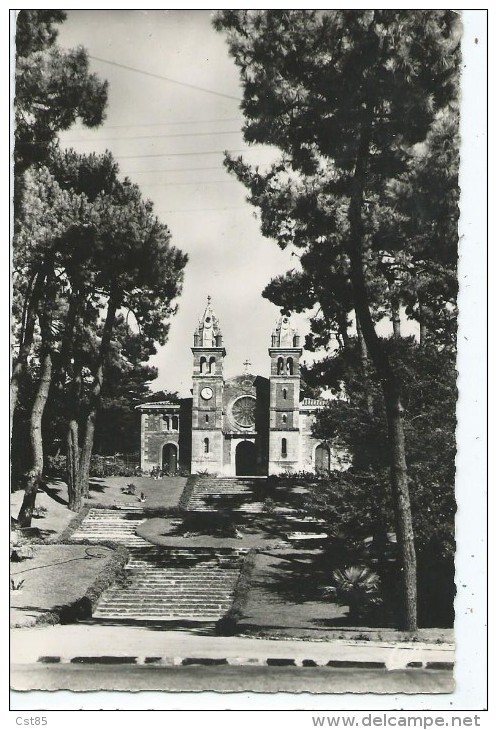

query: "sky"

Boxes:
[57, 9, 310, 397]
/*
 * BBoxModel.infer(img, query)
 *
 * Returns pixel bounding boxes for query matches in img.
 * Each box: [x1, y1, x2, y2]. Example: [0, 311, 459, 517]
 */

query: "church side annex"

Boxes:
[137, 297, 344, 477]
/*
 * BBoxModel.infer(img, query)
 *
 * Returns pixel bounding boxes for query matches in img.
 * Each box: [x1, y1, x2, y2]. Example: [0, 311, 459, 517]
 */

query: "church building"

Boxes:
[137, 297, 342, 477]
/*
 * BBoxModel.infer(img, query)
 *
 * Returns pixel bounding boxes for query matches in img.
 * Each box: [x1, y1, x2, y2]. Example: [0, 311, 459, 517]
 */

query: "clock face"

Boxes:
[231, 395, 256, 428]
[200, 386, 213, 400]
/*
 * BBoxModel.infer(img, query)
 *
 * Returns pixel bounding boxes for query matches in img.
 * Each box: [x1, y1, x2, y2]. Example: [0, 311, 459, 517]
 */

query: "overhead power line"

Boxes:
[64, 129, 242, 143]
[89, 55, 242, 102]
[121, 166, 223, 174]
[140, 180, 235, 187]
[115, 148, 248, 160]
[100, 117, 243, 130]
[157, 206, 250, 214]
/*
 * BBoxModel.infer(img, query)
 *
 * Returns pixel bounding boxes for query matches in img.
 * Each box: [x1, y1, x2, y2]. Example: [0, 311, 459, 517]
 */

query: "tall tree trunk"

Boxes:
[51, 289, 80, 389]
[17, 303, 54, 528]
[391, 298, 401, 339]
[66, 360, 83, 512]
[66, 418, 80, 511]
[347, 111, 417, 632]
[10, 268, 48, 437]
[357, 320, 374, 417]
[78, 296, 119, 497]
[418, 299, 427, 345]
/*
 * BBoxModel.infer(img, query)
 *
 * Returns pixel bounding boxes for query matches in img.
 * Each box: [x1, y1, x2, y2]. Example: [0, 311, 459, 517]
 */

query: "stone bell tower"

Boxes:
[268, 314, 302, 475]
[191, 296, 225, 474]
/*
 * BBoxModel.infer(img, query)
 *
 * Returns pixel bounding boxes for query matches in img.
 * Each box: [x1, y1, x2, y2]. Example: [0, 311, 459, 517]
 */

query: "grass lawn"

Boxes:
[10, 544, 122, 628]
[11, 485, 75, 542]
[238, 550, 348, 632]
[11, 476, 188, 541]
[136, 515, 289, 549]
[85, 475, 187, 510]
[237, 551, 454, 644]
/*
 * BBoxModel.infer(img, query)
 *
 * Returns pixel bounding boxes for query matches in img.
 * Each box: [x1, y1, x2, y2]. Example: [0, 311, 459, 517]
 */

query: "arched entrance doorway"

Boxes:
[315, 443, 330, 474]
[235, 441, 257, 476]
[162, 443, 178, 473]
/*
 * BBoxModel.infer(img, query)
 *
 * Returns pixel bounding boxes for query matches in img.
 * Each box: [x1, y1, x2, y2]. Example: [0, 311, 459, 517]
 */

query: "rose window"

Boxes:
[231, 396, 256, 428]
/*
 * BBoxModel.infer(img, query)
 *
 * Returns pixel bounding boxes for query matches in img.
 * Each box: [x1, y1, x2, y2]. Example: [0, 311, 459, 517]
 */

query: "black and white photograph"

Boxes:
[9, 7, 487, 712]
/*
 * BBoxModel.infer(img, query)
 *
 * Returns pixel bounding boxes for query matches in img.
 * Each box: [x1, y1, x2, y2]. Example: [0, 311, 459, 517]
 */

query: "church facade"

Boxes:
[137, 298, 341, 477]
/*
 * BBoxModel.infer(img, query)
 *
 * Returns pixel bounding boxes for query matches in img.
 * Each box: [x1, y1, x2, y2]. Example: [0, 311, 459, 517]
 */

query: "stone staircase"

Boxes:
[70, 508, 150, 547]
[93, 546, 246, 622]
[69, 507, 247, 623]
[187, 477, 265, 512]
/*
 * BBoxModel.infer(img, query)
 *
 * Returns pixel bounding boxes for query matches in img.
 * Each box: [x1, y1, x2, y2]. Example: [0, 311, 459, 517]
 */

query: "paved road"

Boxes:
[10, 625, 454, 671]
[11, 664, 454, 694]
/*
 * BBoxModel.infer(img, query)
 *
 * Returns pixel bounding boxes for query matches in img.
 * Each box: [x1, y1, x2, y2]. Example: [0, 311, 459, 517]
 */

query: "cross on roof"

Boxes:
[243, 358, 251, 373]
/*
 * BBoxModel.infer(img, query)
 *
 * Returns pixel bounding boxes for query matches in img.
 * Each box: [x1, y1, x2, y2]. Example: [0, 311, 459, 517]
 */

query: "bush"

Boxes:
[45, 454, 138, 479]
[215, 608, 243, 636]
[89, 456, 135, 478]
[214, 550, 257, 636]
[45, 454, 66, 479]
[11, 544, 35, 562]
[324, 565, 382, 624]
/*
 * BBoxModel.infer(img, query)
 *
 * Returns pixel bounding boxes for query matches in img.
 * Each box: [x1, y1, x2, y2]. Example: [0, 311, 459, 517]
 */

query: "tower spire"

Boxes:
[193, 296, 223, 348]
[271, 313, 300, 348]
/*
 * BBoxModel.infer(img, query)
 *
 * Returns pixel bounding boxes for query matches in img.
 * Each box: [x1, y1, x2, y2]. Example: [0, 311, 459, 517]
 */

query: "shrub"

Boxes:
[215, 608, 243, 636]
[11, 544, 35, 562]
[45, 454, 66, 479]
[263, 497, 276, 514]
[324, 565, 382, 624]
[214, 551, 257, 636]
[120, 483, 137, 495]
[89, 456, 135, 477]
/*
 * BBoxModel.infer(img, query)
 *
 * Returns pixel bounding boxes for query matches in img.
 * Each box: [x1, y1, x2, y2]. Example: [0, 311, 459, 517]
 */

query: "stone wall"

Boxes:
[191, 429, 223, 474]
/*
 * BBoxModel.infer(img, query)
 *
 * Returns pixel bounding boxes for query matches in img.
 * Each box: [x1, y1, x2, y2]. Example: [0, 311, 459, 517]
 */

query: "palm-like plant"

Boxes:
[325, 566, 382, 624]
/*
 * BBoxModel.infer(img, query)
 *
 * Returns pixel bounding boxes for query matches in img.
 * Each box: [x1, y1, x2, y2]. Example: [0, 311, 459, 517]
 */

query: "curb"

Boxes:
[37, 655, 454, 670]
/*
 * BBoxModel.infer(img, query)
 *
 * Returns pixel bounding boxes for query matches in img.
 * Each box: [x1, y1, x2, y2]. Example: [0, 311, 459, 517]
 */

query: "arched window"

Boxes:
[281, 438, 287, 458]
[209, 356, 216, 374]
[277, 357, 284, 375]
[282, 414, 287, 425]
[200, 356, 207, 374]
[286, 357, 294, 375]
[282, 387, 287, 400]
[205, 414, 209, 424]
[163, 415, 170, 431]
[172, 415, 179, 431]
[204, 438, 209, 454]
[315, 443, 330, 474]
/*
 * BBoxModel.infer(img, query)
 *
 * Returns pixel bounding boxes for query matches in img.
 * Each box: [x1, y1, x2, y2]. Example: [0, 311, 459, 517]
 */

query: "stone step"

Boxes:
[98, 595, 233, 601]
[95, 611, 228, 617]
[92, 542, 244, 622]
[69, 508, 151, 548]
[187, 504, 264, 513]
[186, 477, 266, 511]
[97, 599, 232, 605]
[96, 596, 233, 603]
